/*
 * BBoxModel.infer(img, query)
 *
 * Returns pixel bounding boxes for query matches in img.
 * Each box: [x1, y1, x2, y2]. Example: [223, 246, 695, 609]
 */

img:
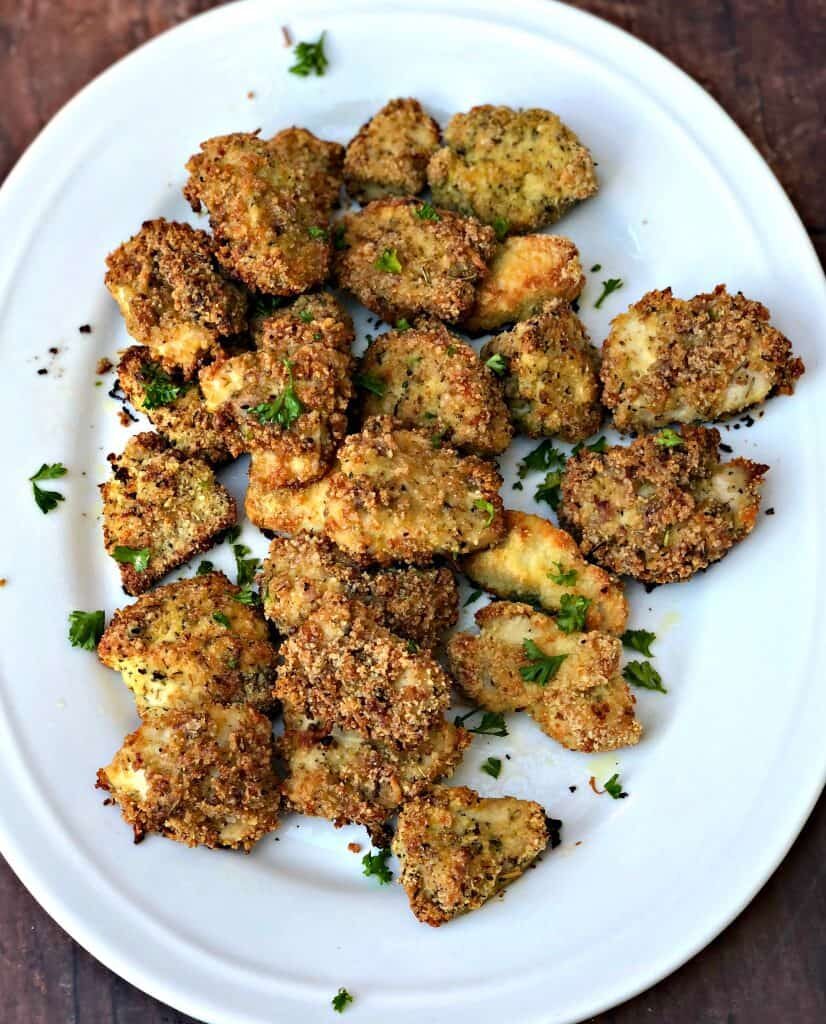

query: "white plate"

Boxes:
[1, 1, 824, 1022]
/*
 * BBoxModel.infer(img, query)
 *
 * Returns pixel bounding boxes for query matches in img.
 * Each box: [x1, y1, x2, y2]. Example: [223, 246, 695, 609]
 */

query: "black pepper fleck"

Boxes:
[765, 507, 775, 516]
[78, 324, 92, 334]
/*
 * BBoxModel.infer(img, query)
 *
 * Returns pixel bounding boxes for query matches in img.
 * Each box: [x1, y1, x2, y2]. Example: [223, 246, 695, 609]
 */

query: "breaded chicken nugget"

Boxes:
[344, 98, 440, 202]
[251, 291, 355, 356]
[118, 346, 244, 464]
[464, 235, 584, 334]
[280, 716, 470, 842]
[600, 285, 805, 431]
[98, 573, 279, 716]
[449, 602, 641, 752]
[246, 417, 506, 565]
[461, 510, 627, 634]
[96, 704, 280, 849]
[101, 432, 237, 595]
[392, 785, 550, 926]
[427, 105, 598, 234]
[259, 534, 458, 647]
[358, 319, 512, 456]
[105, 219, 247, 379]
[276, 595, 451, 748]
[481, 301, 602, 442]
[333, 198, 496, 324]
[183, 128, 343, 295]
[559, 426, 768, 583]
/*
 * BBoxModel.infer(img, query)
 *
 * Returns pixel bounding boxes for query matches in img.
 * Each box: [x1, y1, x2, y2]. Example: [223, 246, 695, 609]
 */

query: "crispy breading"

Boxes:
[461, 510, 628, 634]
[276, 595, 451, 748]
[280, 716, 470, 842]
[100, 432, 237, 595]
[427, 105, 598, 234]
[559, 426, 768, 583]
[344, 98, 440, 202]
[358, 319, 512, 456]
[98, 573, 279, 716]
[251, 291, 355, 356]
[449, 602, 641, 752]
[259, 534, 458, 647]
[104, 219, 247, 379]
[600, 285, 805, 431]
[246, 417, 506, 565]
[464, 235, 585, 334]
[117, 346, 243, 464]
[481, 301, 602, 442]
[333, 198, 496, 324]
[96, 704, 280, 850]
[392, 785, 549, 926]
[183, 129, 343, 295]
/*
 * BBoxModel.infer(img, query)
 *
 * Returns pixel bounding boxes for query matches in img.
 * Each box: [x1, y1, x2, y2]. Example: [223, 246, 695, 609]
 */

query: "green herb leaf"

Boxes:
[519, 440, 566, 478]
[481, 756, 502, 779]
[113, 546, 150, 572]
[233, 584, 260, 606]
[473, 498, 495, 527]
[30, 463, 68, 482]
[453, 708, 508, 736]
[213, 611, 231, 628]
[534, 469, 565, 510]
[332, 225, 348, 251]
[289, 32, 328, 77]
[414, 202, 440, 222]
[571, 435, 608, 456]
[556, 593, 591, 633]
[140, 363, 187, 409]
[375, 248, 402, 274]
[655, 428, 683, 448]
[405, 638, 420, 654]
[520, 639, 568, 686]
[590, 263, 602, 272]
[485, 353, 507, 376]
[249, 359, 304, 428]
[233, 543, 260, 588]
[594, 277, 623, 309]
[395, 318, 411, 332]
[196, 560, 215, 576]
[492, 216, 509, 241]
[332, 988, 354, 1013]
[623, 659, 667, 693]
[355, 372, 386, 397]
[463, 589, 484, 607]
[251, 294, 285, 318]
[298, 309, 315, 323]
[225, 525, 241, 545]
[362, 847, 393, 884]
[603, 773, 628, 799]
[68, 610, 105, 651]
[621, 629, 656, 658]
[30, 463, 68, 514]
[548, 562, 577, 586]
[307, 226, 327, 240]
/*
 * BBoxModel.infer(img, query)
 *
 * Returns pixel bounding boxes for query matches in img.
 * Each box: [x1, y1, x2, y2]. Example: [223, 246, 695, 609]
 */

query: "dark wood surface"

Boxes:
[1, 2, 824, 1022]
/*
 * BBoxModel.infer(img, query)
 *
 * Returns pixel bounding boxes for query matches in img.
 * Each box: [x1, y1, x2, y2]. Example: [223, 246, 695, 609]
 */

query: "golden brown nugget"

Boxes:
[280, 716, 470, 841]
[464, 235, 585, 334]
[105, 219, 247, 379]
[461, 510, 627, 634]
[276, 596, 451, 748]
[184, 129, 343, 295]
[481, 302, 602, 442]
[101, 432, 237, 595]
[245, 454, 328, 535]
[392, 785, 549, 926]
[600, 285, 805, 431]
[344, 98, 440, 202]
[98, 573, 279, 716]
[259, 534, 458, 647]
[358, 320, 512, 456]
[559, 426, 768, 583]
[118, 346, 244, 464]
[251, 291, 355, 356]
[427, 105, 598, 234]
[96, 704, 280, 850]
[333, 198, 496, 324]
[449, 602, 641, 753]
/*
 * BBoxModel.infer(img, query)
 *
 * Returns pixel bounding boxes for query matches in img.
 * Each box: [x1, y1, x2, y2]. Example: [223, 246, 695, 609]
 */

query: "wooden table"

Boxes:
[1, 2, 824, 1022]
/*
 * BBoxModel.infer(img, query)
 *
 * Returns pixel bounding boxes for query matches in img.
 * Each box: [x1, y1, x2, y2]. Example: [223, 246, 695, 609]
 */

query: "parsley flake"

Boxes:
[375, 248, 402, 274]
[594, 278, 623, 309]
[212, 612, 231, 628]
[655, 428, 683, 448]
[485, 353, 507, 376]
[196, 560, 215, 576]
[395, 318, 411, 332]
[548, 562, 577, 586]
[307, 226, 327, 241]
[556, 593, 591, 633]
[473, 498, 495, 527]
[362, 847, 393, 884]
[571, 435, 608, 456]
[481, 756, 502, 779]
[30, 463, 67, 514]
[535, 469, 565, 511]
[604, 773, 628, 799]
[289, 32, 328, 77]
[463, 589, 484, 607]
[520, 639, 568, 686]
[141, 363, 187, 409]
[251, 294, 285, 318]
[519, 439, 566, 478]
[298, 309, 315, 323]
[415, 202, 440, 221]
[590, 263, 602, 272]
[621, 629, 656, 658]
[623, 660, 667, 693]
[68, 610, 105, 651]
[492, 216, 509, 241]
[332, 988, 353, 1013]
[355, 372, 386, 397]
[249, 359, 304, 428]
[332, 224, 348, 250]
[113, 546, 150, 572]
[453, 708, 508, 736]
[234, 585, 260, 606]
[233, 543, 260, 588]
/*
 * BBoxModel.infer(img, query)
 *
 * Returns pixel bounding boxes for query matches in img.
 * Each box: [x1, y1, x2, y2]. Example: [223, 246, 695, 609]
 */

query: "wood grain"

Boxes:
[1, 2, 824, 1022]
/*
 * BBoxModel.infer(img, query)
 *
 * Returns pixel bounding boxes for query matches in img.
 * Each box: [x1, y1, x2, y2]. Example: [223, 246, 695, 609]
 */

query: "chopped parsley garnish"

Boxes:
[535, 469, 565, 511]
[212, 611, 231, 628]
[604, 773, 628, 799]
[431, 429, 447, 449]
[361, 847, 393, 884]
[225, 525, 241, 544]
[68, 610, 105, 651]
[623, 659, 667, 693]
[30, 463, 67, 514]
[196, 560, 215, 576]
[548, 562, 577, 586]
[473, 498, 495, 527]
[481, 756, 502, 779]
[520, 639, 568, 686]
[332, 225, 348, 251]
[249, 359, 304, 428]
[251, 294, 285, 318]
[395, 318, 411, 331]
[556, 593, 591, 633]
[655, 428, 683, 448]
[415, 202, 440, 221]
[571, 435, 607, 456]
[306, 226, 327, 240]
[406, 639, 420, 654]
[453, 708, 508, 736]
[112, 546, 150, 572]
[355, 372, 386, 397]
[289, 32, 328, 77]
[375, 248, 402, 274]
[485, 353, 507, 376]
[234, 585, 260, 606]
[594, 277, 623, 309]
[621, 629, 656, 658]
[298, 309, 315, 323]
[492, 216, 509, 241]
[463, 589, 484, 607]
[140, 363, 187, 409]
[590, 263, 602, 272]
[519, 439, 566, 478]
[233, 543, 260, 588]
[332, 988, 353, 1013]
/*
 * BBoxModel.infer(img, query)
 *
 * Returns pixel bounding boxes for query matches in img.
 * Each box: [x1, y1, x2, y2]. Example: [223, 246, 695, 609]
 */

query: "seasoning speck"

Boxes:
[96, 357, 113, 375]
[118, 409, 133, 427]
[347, 842, 362, 854]
[281, 24, 292, 46]
[37, 368, 48, 376]
[765, 507, 775, 516]
[247, 90, 255, 100]
[719, 443, 733, 453]
[49, 346, 59, 355]
[78, 324, 92, 334]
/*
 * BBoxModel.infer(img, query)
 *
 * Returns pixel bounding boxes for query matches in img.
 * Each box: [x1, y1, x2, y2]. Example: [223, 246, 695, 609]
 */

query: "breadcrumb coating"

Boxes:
[481, 301, 602, 442]
[358, 319, 512, 456]
[97, 704, 280, 850]
[344, 98, 440, 202]
[105, 218, 247, 379]
[392, 785, 549, 926]
[559, 425, 768, 583]
[427, 105, 598, 234]
[333, 197, 497, 324]
[100, 432, 237, 595]
[600, 285, 805, 430]
[251, 291, 355, 356]
[449, 602, 641, 752]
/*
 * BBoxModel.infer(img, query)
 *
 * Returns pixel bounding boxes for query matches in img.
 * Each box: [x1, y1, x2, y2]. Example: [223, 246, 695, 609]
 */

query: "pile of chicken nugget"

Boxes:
[94, 98, 804, 927]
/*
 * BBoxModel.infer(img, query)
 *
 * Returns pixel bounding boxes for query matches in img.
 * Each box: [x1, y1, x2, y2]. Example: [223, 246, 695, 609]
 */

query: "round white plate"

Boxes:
[1, 1, 824, 1022]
